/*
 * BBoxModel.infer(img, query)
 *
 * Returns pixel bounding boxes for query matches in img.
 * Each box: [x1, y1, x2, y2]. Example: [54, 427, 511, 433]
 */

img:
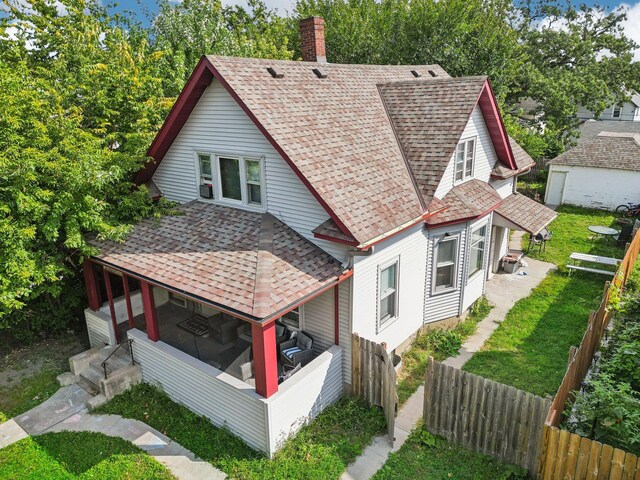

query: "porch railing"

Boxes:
[101, 338, 135, 379]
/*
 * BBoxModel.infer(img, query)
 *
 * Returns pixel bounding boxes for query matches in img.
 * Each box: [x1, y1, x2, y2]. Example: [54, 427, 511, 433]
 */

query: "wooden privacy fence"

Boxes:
[547, 228, 640, 427]
[352, 334, 397, 444]
[538, 426, 640, 479]
[423, 358, 551, 476]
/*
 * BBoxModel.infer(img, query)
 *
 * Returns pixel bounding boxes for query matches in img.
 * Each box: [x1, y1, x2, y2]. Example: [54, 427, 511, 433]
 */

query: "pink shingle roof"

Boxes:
[494, 193, 557, 235]
[426, 180, 503, 226]
[90, 202, 346, 320]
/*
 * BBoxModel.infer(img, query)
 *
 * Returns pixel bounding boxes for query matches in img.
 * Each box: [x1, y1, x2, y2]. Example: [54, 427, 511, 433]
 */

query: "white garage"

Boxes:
[545, 132, 640, 210]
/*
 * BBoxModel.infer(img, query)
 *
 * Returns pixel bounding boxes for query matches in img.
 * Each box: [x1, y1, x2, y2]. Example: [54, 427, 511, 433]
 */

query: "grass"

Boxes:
[397, 297, 492, 405]
[463, 205, 625, 397]
[0, 335, 87, 423]
[0, 431, 174, 479]
[372, 429, 526, 480]
[94, 382, 386, 479]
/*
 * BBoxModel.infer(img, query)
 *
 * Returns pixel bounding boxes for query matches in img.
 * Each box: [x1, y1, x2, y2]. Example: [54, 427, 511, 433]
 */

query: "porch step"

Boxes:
[80, 363, 105, 392]
[89, 350, 133, 373]
[76, 374, 100, 396]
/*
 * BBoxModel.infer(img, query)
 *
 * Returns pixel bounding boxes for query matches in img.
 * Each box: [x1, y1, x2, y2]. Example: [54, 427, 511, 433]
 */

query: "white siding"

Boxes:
[351, 224, 428, 351]
[303, 289, 335, 355]
[266, 346, 343, 452]
[434, 106, 500, 198]
[129, 329, 270, 453]
[461, 214, 492, 311]
[129, 329, 343, 456]
[85, 309, 114, 347]
[577, 102, 639, 122]
[338, 279, 352, 385]
[424, 224, 467, 322]
[152, 79, 350, 261]
[490, 177, 515, 199]
[546, 165, 640, 210]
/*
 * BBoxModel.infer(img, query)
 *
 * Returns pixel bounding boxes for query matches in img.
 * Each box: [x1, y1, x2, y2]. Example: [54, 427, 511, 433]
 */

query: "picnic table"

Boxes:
[588, 225, 619, 240]
[567, 252, 621, 276]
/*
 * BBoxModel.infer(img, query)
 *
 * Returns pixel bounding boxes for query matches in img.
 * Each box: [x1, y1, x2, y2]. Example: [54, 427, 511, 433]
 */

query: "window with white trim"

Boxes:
[378, 260, 399, 327]
[434, 237, 458, 292]
[454, 138, 476, 183]
[198, 154, 213, 185]
[468, 224, 487, 278]
[280, 306, 302, 330]
[612, 105, 622, 118]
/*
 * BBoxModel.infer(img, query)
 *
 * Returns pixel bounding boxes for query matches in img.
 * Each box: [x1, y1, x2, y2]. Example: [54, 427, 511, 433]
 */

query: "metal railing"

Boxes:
[101, 339, 135, 379]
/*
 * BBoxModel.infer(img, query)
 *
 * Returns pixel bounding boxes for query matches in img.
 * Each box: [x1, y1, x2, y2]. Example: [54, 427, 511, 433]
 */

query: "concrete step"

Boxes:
[90, 351, 133, 372]
[75, 375, 100, 396]
[87, 394, 107, 411]
[80, 363, 105, 392]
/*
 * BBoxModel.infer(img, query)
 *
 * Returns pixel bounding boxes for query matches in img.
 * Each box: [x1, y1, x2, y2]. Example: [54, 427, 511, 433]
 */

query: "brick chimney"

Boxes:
[300, 16, 326, 63]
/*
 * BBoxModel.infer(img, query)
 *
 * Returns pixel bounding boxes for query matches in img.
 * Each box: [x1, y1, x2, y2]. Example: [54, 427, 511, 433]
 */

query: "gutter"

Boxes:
[357, 211, 435, 251]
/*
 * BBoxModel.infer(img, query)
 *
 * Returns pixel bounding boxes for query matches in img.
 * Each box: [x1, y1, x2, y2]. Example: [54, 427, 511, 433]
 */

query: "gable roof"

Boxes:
[551, 132, 640, 172]
[491, 138, 536, 178]
[90, 202, 347, 322]
[425, 179, 503, 226]
[137, 55, 520, 245]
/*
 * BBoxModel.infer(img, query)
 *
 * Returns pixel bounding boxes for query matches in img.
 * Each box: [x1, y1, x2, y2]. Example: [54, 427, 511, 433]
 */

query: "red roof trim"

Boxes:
[135, 56, 355, 241]
[426, 202, 503, 228]
[476, 80, 517, 170]
[313, 231, 359, 246]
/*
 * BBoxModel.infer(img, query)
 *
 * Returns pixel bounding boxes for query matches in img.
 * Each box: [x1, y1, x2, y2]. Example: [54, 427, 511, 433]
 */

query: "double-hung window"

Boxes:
[612, 105, 622, 118]
[434, 237, 458, 293]
[454, 138, 476, 183]
[468, 225, 487, 278]
[378, 260, 399, 328]
[199, 154, 264, 208]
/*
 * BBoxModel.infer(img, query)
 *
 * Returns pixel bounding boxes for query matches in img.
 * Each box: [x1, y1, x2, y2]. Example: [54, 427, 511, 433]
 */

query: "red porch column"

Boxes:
[252, 322, 278, 398]
[334, 285, 340, 346]
[82, 259, 101, 311]
[103, 269, 119, 344]
[140, 281, 159, 341]
[122, 273, 134, 329]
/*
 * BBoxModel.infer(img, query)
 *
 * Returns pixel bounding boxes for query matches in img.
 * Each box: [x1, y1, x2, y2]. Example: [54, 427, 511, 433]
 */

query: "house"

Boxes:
[578, 120, 640, 145]
[79, 17, 557, 455]
[546, 132, 640, 209]
[577, 93, 640, 122]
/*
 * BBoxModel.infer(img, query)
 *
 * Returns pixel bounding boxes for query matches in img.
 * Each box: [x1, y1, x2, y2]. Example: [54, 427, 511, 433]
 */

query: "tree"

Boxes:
[153, 0, 293, 89]
[0, 0, 173, 336]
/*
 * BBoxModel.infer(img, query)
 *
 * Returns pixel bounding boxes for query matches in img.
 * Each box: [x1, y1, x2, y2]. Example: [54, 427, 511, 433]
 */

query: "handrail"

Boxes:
[102, 339, 135, 380]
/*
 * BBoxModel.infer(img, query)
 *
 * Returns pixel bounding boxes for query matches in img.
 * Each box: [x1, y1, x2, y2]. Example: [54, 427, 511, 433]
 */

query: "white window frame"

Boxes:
[194, 152, 266, 211]
[197, 153, 213, 185]
[454, 137, 477, 184]
[377, 257, 400, 331]
[467, 223, 488, 280]
[432, 235, 459, 294]
[612, 105, 622, 118]
[280, 305, 304, 331]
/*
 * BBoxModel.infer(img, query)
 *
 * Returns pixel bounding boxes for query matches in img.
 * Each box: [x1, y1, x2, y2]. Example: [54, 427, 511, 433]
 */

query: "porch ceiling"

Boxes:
[494, 193, 557, 235]
[90, 201, 347, 321]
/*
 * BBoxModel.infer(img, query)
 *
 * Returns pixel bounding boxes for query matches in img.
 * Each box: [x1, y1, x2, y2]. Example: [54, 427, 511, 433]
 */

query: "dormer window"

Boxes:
[197, 153, 265, 209]
[454, 138, 476, 183]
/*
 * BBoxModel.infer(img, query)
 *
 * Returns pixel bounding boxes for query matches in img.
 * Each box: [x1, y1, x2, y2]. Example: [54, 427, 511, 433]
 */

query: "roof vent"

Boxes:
[267, 67, 284, 78]
[428, 69, 438, 77]
[312, 68, 327, 79]
[411, 70, 421, 78]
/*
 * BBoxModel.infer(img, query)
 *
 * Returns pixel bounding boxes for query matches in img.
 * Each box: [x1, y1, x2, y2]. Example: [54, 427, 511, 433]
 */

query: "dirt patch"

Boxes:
[0, 335, 88, 389]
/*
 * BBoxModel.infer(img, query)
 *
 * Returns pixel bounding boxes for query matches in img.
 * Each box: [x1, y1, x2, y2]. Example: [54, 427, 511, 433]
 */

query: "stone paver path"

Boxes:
[0, 385, 226, 480]
[341, 245, 555, 480]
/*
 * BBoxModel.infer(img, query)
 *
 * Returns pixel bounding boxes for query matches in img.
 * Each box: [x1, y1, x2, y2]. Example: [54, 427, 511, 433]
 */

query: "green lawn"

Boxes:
[94, 383, 385, 479]
[397, 297, 492, 405]
[372, 429, 526, 480]
[463, 205, 625, 397]
[0, 431, 174, 479]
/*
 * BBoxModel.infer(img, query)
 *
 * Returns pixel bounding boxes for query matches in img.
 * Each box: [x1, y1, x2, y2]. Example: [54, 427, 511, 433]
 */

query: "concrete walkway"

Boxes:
[0, 385, 225, 480]
[341, 241, 555, 480]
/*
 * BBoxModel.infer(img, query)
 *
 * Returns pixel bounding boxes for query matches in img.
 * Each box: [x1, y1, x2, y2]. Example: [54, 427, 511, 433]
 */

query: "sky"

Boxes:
[108, 0, 640, 60]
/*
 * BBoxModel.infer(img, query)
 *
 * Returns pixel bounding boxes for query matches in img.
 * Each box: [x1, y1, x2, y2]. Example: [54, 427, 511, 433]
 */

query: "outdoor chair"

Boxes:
[278, 362, 302, 384]
[209, 313, 240, 345]
[280, 330, 314, 368]
[528, 228, 552, 253]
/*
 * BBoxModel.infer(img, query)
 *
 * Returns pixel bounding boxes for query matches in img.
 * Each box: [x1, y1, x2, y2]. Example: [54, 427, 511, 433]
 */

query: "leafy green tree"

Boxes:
[153, 0, 293, 88]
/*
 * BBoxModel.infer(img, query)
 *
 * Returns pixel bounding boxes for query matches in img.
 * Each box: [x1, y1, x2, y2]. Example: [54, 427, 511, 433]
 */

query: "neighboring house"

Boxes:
[577, 93, 640, 122]
[578, 120, 640, 145]
[546, 132, 640, 209]
[80, 17, 556, 455]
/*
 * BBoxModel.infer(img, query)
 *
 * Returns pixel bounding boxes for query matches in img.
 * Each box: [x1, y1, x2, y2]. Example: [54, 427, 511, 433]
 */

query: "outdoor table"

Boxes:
[588, 225, 619, 240]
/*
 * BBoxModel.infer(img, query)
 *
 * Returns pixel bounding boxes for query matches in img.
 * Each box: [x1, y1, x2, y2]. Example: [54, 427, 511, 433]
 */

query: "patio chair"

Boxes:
[278, 362, 302, 384]
[280, 331, 314, 368]
[209, 313, 240, 345]
[528, 228, 552, 253]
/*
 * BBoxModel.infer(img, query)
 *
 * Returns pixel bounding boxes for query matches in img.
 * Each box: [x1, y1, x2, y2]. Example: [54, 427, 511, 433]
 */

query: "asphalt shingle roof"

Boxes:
[426, 180, 503, 226]
[495, 193, 557, 235]
[207, 56, 451, 244]
[578, 121, 640, 145]
[91, 202, 345, 321]
[551, 132, 640, 172]
[378, 77, 488, 204]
